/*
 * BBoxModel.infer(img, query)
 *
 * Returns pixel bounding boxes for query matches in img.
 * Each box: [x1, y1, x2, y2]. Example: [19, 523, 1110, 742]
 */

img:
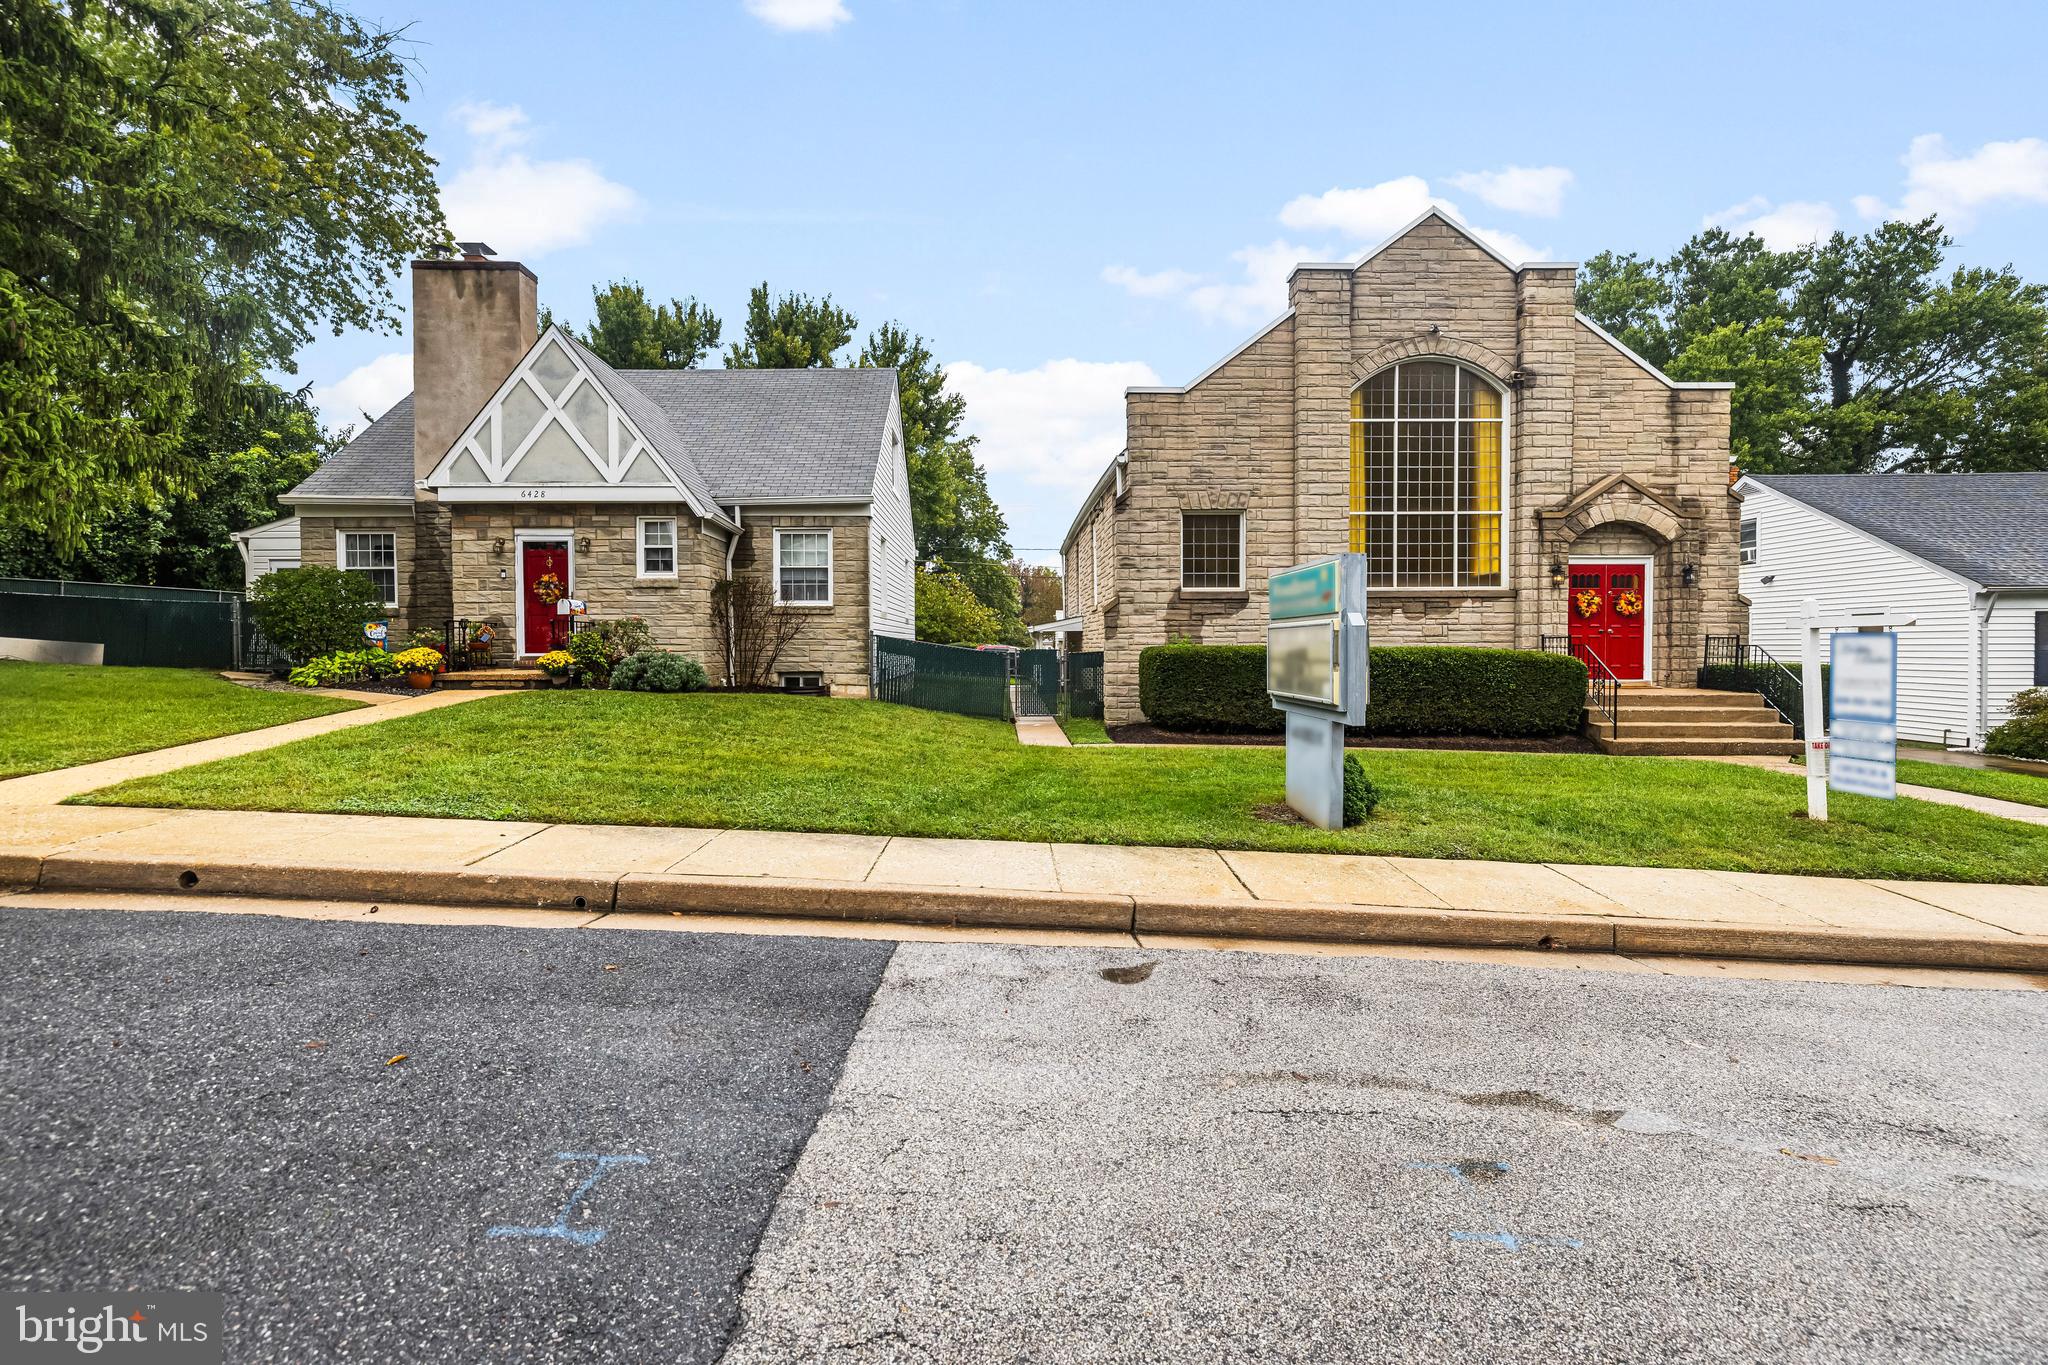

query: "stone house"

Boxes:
[1054, 209, 1746, 725]
[278, 249, 914, 692]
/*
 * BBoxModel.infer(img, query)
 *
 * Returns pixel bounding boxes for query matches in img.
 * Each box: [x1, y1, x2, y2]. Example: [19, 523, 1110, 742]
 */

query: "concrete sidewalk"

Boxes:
[4, 804, 2044, 973]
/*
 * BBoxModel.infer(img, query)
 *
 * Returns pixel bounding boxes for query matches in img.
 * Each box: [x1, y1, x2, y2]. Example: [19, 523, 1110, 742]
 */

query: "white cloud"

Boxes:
[1468, 225, 1545, 265]
[1182, 239, 1319, 326]
[313, 351, 411, 434]
[1856, 133, 2048, 228]
[1705, 195, 1839, 250]
[439, 102, 639, 257]
[1101, 264, 1202, 299]
[744, 0, 850, 32]
[1446, 164, 1575, 217]
[1279, 176, 1435, 239]
[947, 358, 1162, 497]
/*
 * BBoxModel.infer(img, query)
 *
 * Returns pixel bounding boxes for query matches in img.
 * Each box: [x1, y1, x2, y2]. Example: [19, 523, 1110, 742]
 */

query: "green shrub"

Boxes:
[287, 648, 401, 688]
[1137, 643, 1588, 737]
[611, 649, 709, 693]
[248, 566, 387, 661]
[564, 617, 652, 682]
[1986, 688, 2048, 760]
[1342, 752, 1378, 824]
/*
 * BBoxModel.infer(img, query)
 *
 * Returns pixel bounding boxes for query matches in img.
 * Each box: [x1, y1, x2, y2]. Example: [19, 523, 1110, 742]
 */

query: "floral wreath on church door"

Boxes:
[1573, 587, 1604, 619]
[1612, 590, 1644, 617]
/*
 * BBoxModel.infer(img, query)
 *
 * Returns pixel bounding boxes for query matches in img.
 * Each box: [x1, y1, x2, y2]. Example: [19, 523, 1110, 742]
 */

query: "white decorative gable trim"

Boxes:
[422, 327, 711, 514]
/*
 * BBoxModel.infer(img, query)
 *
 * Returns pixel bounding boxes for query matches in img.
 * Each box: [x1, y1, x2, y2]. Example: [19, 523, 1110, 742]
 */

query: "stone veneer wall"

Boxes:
[1092, 214, 1741, 725]
[297, 512, 418, 643]
[447, 504, 721, 668]
[729, 512, 873, 696]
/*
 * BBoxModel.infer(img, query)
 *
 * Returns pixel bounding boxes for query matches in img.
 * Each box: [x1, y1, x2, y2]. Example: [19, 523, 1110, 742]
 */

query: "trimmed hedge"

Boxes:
[1137, 643, 1588, 737]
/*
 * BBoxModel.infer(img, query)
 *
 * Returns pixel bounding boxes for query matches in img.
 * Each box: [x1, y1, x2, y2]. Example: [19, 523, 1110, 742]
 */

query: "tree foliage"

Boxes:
[578, 280, 721, 369]
[723, 283, 857, 369]
[0, 376, 333, 588]
[1577, 219, 2048, 473]
[1011, 559, 1062, 627]
[915, 566, 1002, 645]
[0, 0, 449, 550]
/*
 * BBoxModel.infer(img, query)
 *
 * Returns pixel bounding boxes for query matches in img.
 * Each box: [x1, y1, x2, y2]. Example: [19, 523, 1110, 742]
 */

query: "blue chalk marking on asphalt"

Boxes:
[488, 1152, 650, 1246]
[1450, 1227, 1582, 1253]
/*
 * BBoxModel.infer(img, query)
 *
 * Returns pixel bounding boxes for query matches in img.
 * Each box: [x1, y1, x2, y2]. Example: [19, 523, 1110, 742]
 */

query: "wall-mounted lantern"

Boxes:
[578, 536, 593, 555]
[1549, 559, 1567, 588]
[492, 538, 508, 555]
[1681, 563, 1698, 589]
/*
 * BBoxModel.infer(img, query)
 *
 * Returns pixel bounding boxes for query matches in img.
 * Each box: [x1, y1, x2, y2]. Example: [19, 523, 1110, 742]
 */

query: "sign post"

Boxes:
[1793, 598, 1914, 821]
[1266, 554, 1369, 829]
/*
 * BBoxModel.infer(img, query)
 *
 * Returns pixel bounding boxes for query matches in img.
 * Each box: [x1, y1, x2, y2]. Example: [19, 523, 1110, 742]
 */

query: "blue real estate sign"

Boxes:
[1828, 631, 1898, 799]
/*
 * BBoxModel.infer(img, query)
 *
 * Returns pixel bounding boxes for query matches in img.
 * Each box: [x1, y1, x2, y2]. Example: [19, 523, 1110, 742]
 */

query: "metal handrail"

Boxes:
[1701, 634, 1809, 736]
[1541, 634, 1619, 740]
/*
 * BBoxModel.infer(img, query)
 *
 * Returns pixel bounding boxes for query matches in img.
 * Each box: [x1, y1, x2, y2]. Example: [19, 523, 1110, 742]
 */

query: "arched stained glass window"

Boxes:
[1347, 361, 1504, 588]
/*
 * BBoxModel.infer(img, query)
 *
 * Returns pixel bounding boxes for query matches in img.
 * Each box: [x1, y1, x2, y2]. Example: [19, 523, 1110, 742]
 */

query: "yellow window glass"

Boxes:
[1347, 363, 1503, 587]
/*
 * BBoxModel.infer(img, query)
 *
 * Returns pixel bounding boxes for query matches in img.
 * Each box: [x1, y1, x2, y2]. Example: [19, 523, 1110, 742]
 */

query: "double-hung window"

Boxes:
[1180, 512, 1244, 590]
[638, 517, 677, 577]
[1739, 519, 1758, 566]
[776, 530, 832, 605]
[339, 531, 397, 607]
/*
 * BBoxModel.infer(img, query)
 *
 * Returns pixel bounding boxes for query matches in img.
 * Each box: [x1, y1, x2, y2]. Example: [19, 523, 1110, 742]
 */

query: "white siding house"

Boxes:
[230, 515, 302, 590]
[1736, 474, 2048, 748]
[866, 396, 916, 640]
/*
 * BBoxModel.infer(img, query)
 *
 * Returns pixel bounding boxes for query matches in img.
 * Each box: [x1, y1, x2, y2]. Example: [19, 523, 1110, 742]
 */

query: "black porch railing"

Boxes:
[1541, 634, 1619, 740]
[1700, 635, 1818, 737]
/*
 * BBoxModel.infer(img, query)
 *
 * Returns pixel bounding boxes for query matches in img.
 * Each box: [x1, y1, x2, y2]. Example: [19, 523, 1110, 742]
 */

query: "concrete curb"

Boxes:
[14, 850, 2048, 973]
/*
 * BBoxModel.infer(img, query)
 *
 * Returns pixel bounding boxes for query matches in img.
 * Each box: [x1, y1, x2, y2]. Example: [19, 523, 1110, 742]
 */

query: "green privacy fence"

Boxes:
[1068, 651, 1105, 719]
[0, 578, 243, 669]
[871, 635, 1012, 721]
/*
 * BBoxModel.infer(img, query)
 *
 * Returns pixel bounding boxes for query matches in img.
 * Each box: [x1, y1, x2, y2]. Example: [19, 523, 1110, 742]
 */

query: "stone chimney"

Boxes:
[411, 245, 537, 486]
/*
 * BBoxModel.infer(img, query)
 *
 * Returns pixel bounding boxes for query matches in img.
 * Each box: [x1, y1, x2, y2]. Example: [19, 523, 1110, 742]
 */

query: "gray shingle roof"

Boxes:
[288, 364, 895, 509]
[1751, 473, 2048, 588]
[289, 395, 416, 500]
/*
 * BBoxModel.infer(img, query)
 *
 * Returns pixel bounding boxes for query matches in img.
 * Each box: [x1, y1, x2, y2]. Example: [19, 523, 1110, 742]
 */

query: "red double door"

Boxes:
[1567, 562, 1648, 681]
[520, 541, 571, 654]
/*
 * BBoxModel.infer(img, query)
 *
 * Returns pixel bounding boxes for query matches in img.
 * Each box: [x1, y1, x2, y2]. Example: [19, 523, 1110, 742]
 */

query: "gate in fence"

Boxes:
[1017, 648, 1060, 718]
[0, 578, 244, 669]
[871, 635, 1012, 720]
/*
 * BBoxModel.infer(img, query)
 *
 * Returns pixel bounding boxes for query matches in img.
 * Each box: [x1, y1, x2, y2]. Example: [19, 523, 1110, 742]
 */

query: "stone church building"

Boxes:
[1056, 209, 1745, 725]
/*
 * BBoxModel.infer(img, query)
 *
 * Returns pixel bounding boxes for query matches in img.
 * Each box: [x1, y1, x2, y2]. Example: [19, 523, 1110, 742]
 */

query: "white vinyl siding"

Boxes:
[238, 516, 301, 590]
[1739, 483, 1977, 745]
[867, 406, 916, 639]
[1986, 593, 2048, 731]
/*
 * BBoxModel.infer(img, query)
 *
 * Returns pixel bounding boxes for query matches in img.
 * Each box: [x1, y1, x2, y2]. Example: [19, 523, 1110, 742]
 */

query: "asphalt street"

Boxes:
[0, 908, 892, 1362]
[3, 906, 2045, 1363]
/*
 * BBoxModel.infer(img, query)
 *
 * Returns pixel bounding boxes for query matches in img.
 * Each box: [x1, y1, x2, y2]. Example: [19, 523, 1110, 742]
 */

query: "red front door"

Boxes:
[1567, 562, 1648, 682]
[520, 541, 570, 654]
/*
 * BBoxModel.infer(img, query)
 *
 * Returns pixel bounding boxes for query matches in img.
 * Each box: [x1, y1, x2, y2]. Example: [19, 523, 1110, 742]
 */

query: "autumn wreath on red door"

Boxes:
[531, 571, 566, 605]
[1573, 587, 1604, 619]
[1613, 590, 1644, 617]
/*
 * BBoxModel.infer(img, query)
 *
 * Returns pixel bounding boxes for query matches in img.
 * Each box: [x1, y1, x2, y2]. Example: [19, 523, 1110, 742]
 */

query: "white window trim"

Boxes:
[636, 516, 678, 579]
[336, 529, 398, 609]
[513, 527, 575, 659]
[1090, 519, 1099, 607]
[774, 528, 834, 607]
[1739, 519, 1758, 566]
[1348, 360, 1512, 590]
[1567, 555, 1656, 682]
[1178, 510, 1247, 592]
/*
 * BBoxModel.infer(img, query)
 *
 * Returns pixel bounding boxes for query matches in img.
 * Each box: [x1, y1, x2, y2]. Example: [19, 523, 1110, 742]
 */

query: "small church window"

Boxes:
[1348, 361, 1504, 589]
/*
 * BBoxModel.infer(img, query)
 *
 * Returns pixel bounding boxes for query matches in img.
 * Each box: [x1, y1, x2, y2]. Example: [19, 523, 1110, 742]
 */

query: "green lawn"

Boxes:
[1897, 757, 2048, 810]
[74, 692, 2048, 883]
[1058, 713, 1112, 745]
[0, 662, 362, 778]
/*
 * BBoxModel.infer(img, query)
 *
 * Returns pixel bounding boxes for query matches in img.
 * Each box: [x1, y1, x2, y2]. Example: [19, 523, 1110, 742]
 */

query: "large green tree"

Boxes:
[0, 375, 333, 588]
[858, 322, 1022, 641]
[723, 283, 857, 368]
[1577, 219, 2048, 473]
[578, 280, 721, 369]
[0, 0, 447, 551]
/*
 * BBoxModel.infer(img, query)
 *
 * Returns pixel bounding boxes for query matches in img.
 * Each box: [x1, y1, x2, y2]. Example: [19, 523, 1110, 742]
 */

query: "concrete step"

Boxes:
[436, 668, 556, 690]
[1592, 735, 1803, 758]
[1612, 689, 1782, 710]
[1614, 719, 1796, 740]
[1610, 702, 1783, 722]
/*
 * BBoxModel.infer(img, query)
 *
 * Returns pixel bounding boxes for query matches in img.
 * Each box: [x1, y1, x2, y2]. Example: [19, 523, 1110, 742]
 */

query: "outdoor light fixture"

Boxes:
[1549, 559, 1567, 587]
[493, 538, 507, 554]
[1681, 563, 1698, 588]
[579, 536, 593, 554]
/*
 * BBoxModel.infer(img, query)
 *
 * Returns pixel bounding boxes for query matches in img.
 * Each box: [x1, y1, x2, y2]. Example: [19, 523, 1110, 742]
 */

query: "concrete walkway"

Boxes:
[0, 688, 493, 807]
[3, 805, 2043, 973]
[1697, 755, 2048, 827]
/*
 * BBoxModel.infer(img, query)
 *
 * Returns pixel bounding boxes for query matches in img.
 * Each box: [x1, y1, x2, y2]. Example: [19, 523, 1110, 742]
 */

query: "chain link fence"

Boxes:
[871, 636, 1013, 721]
[1, 578, 244, 669]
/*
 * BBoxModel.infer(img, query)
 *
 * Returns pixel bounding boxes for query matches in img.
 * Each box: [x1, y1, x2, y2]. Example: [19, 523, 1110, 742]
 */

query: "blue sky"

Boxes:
[304, 0, 2048, 561]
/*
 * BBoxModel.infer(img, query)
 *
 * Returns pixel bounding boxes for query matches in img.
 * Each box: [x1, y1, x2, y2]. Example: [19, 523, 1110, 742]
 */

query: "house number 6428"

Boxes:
[519, 489, 548, 499]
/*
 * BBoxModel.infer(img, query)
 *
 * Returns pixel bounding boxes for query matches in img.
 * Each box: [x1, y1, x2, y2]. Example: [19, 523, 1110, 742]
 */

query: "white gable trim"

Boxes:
[421, 326, 720, 522]
[1128, 310, 1295, 396]
[1574, 313, 1735, 392]
[1285, 206, 1576, 284]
